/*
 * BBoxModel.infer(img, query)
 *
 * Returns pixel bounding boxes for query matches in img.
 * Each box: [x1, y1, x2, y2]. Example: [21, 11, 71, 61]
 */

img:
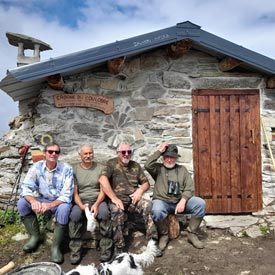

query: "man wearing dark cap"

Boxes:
[144, 142, 206, 251]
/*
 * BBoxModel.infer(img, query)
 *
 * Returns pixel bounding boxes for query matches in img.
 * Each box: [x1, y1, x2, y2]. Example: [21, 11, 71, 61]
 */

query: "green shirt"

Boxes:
[144, 151, 194, 203]
[72, 162, 104, 203]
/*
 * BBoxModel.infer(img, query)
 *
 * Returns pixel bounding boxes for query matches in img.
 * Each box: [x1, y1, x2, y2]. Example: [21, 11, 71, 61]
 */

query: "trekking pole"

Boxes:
[261, 118, 275, 171]
[0, 145, 30, 226]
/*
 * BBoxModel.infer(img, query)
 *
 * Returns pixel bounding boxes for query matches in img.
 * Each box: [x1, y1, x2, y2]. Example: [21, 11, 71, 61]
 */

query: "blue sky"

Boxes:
[1, 0, 275, 136]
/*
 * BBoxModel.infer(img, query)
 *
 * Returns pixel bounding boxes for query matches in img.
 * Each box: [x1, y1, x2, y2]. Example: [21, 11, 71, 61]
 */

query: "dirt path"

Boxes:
[1, 228, 275, 275]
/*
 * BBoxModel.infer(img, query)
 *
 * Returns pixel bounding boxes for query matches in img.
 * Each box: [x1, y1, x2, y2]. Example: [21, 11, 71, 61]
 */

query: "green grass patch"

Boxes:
[0, 209, 21, 225]
[259, 224, 270, 236]
[0, 223, 24, 246]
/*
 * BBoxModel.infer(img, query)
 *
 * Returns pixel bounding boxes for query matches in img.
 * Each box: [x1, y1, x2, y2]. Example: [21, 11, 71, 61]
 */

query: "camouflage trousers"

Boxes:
[109, 198, 158, 249]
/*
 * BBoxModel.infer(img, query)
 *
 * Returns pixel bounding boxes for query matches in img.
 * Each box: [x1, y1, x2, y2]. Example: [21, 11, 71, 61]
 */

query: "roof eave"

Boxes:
[1, 21, 275, 102]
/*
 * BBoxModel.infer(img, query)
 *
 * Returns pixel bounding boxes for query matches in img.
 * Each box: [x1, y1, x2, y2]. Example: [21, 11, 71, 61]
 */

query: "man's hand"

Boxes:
[129, 188, 143, 205]
[112, 197, 124, 210]
[158, 142, 169, 153]
[175, 198, 187, 214]
[30, 200, 41, 214]
[31, 201, 51, 214]
[90, 203, 99, 217]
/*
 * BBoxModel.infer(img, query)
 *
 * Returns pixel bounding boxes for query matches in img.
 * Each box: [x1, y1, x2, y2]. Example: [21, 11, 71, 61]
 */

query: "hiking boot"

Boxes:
[187, 216, 204, 249]
[159, 235, 169, 251]
[70, 252, 81, 265]
[187, 232, 204, 249]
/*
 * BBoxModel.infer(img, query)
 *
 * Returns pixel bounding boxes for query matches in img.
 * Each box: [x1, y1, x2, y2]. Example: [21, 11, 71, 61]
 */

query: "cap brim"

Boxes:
[163, 153, 180, 157]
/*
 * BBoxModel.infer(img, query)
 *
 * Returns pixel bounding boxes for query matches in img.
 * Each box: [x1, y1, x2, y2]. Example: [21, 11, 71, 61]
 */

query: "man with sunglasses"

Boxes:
[144, 142, 206, 252]
[69, 144, 113, 264]
[17, 143, 74, 264]
[99, 143, 162, 257]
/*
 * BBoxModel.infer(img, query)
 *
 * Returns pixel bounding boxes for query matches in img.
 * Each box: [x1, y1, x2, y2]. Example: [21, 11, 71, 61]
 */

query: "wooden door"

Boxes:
[192, 89, 262, 213]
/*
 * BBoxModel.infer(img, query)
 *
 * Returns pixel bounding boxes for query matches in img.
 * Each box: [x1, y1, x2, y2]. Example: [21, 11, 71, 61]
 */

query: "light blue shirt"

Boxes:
[20, 160, 74, 203]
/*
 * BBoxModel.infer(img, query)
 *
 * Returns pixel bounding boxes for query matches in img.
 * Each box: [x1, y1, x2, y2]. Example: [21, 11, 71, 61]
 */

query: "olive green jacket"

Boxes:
[144, 151, 194, 203]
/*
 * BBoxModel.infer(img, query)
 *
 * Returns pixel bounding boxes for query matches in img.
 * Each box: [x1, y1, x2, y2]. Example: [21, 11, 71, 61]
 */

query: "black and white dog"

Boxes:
[66, 239, 158, 275]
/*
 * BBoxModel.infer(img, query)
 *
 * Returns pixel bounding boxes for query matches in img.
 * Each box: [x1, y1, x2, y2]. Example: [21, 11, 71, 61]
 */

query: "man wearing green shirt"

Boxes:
[69, 144, 113, 264]
[145, 142, 206, 252]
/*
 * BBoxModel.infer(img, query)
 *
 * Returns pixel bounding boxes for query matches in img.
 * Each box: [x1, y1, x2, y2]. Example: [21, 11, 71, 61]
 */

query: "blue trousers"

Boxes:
[152, 196, 206, 222]
[17, 197, 72, 225]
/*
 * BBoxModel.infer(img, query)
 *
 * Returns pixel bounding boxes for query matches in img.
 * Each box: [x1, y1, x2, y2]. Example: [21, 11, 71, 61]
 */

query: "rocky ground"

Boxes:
[1, 222, 275, 275]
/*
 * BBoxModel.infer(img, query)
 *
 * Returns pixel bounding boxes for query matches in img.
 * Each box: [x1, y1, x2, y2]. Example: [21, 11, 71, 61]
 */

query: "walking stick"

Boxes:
[261, 117, 275, 171]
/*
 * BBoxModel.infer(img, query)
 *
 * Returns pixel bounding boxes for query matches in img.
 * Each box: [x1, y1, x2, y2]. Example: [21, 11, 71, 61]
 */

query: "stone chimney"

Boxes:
[6, 32, 52, 67]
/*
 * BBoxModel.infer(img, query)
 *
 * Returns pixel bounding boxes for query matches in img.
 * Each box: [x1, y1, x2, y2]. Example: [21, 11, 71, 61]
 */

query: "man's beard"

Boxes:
[164, 162, 176, 169]
[122, 158, 130, 164]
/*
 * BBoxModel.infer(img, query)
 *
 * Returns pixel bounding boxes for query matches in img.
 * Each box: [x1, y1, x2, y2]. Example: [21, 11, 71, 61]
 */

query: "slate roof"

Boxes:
[1, 21, 275, 102]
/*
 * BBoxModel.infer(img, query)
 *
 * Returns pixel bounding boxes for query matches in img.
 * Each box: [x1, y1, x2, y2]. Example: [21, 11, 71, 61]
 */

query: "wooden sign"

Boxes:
[54, 93, 114, 114]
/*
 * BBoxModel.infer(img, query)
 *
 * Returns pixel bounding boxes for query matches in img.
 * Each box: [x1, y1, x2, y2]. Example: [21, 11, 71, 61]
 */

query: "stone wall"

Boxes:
[261, 89, 275, 202]
[0, 47, 274, 208]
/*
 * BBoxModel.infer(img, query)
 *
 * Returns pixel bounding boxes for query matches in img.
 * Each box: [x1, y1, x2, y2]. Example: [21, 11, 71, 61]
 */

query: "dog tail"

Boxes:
[131, 239, 158, 267]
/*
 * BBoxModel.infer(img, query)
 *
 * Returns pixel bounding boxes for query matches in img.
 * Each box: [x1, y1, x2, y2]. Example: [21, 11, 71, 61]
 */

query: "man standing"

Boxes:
[144, 142, 206, 251]
[99, 143, 162, 257]
[17, 143, 74, 263]
[69, 144, 113, 264]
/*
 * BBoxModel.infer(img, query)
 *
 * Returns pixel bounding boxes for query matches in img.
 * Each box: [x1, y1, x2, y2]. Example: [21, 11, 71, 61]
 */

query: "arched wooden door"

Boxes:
[192, 89, 262, 213]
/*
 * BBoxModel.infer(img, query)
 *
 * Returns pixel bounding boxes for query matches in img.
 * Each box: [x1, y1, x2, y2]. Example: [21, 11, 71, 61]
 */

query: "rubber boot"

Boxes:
[51, 223, 66, 263]
[156, 217, 169, 252]
[99, 220, 113, 262]
[187, 216, 204, 249]
[69, 221, 83, 265]
[21, 212, 41, 253]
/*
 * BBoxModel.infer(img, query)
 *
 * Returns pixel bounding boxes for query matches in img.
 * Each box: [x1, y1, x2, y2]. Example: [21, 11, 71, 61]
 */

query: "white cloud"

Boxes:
[1, 0, 275, 136]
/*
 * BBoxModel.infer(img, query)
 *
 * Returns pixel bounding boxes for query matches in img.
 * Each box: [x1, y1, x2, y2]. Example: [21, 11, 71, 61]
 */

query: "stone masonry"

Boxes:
[0, 47, 275, 214]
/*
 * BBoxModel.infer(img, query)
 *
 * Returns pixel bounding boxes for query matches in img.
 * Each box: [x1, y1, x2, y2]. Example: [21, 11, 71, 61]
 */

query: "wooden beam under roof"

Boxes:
[266, 75, 275, 88]
[219, 56, 242, 72]
[166, 39, 193, 59]
[107, 56, 126, 74]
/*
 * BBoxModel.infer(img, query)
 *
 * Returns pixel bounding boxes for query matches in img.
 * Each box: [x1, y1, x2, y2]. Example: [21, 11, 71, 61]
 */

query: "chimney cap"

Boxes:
[6, 32, 52, 51]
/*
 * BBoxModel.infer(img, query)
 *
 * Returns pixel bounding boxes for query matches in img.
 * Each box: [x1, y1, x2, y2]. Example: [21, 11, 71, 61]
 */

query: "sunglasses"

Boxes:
[46, 150, 60, 155]
[119, 150, 132, 155]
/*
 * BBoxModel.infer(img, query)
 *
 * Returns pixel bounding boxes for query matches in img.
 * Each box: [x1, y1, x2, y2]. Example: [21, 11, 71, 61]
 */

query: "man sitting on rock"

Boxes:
[99, 142, 162, 257]
[17, 143, 74, 264]
[69, 144, 113, 264]
[144, 142, 206, 252]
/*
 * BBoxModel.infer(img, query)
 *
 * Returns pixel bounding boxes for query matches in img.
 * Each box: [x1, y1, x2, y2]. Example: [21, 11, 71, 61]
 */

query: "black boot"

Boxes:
[51, 223, 66, 263]
[21, 212, 41, 253]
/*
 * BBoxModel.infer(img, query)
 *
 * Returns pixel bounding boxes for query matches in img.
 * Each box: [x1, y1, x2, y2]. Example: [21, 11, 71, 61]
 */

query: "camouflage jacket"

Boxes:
[101, 157, 148, 205]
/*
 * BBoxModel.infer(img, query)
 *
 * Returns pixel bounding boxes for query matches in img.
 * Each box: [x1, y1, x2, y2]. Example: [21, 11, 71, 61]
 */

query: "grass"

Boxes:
[0, 209, 23, 246]
[259, 224, 270, 236]
[0, 223, 23, 246]
[0, 209, 55, 247]
[0, 209, 21, 225]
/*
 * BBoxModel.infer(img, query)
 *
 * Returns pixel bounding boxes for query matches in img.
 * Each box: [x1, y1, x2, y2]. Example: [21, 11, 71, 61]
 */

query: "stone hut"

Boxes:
[0, 21, 275, 215]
